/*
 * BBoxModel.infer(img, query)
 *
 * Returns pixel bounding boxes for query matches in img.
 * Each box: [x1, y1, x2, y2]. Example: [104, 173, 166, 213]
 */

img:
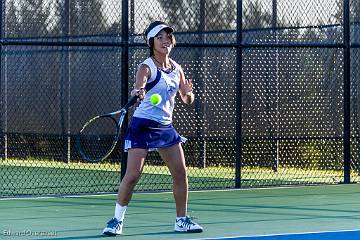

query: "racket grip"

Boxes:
[123, 95, 139, 110]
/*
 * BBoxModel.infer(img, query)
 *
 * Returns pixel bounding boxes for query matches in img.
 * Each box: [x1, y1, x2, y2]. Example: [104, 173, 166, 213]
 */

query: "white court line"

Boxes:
[0, 183, 354, 201]
[188, 228, 360, 240]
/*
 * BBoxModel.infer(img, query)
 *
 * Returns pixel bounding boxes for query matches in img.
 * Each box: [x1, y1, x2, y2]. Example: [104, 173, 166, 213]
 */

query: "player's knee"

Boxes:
[123, 173, 141, 186]
[172, 168, 187, 184]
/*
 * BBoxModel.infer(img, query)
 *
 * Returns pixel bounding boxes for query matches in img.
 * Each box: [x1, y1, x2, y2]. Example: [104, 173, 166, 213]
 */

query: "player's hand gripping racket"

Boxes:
[76, 96, 138, 163]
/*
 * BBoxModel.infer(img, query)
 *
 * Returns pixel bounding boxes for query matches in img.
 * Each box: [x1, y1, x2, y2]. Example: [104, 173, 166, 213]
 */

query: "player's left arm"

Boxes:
[179, 67, 194, 105]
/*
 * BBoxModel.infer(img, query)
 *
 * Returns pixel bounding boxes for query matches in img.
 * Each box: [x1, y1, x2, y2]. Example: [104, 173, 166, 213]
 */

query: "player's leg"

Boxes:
[118, 148, 148, 205]
[158, 143, 203, 233]
[158, 143, 188, 216]
[103, 148, 147, 236]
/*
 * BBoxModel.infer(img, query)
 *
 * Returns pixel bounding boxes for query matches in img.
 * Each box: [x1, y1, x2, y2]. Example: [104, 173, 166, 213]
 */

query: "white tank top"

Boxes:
[133, 57, 182, 125]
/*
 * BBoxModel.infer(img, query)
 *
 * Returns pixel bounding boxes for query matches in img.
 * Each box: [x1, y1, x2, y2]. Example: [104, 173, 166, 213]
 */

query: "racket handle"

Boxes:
[123, 95, 139, 110]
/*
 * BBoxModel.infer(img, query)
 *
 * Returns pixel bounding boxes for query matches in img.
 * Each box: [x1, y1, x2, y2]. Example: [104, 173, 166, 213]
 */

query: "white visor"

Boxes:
[146, 24, 174, 42]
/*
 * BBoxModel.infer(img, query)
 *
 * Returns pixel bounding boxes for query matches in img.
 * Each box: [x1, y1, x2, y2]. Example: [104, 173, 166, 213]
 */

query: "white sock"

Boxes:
[176, 216, 186, 221]
[115, 203, 127, 221]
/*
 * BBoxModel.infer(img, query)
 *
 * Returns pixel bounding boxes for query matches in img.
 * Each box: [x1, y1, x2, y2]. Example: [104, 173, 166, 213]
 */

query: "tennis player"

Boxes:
[103, 21, 203, 236]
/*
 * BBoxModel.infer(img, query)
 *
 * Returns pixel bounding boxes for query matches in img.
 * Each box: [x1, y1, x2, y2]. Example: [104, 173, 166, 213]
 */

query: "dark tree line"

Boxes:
[5, 0, 111, 37]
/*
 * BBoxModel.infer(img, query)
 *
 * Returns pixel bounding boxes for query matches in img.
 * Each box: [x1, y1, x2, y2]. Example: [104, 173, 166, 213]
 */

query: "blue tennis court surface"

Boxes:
[199, 229, 360, 240]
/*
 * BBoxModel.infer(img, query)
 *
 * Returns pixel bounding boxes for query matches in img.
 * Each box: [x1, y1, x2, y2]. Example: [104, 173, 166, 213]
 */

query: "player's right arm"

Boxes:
[131, 64, 151, 100]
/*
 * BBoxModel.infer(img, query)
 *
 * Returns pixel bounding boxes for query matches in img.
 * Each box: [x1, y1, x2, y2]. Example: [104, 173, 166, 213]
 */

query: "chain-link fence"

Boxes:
[0, 0, 359, 196]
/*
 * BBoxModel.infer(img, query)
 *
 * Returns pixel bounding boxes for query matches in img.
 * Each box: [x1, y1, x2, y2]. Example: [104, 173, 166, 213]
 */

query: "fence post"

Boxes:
[343, 0, 351, 184]
[235, 0, 242, 188]
[271, 0, 280, 173]
[0, 0, 4, 160]
[0, 0, 8, 161]
[120, 0, 129, 180]
[195, 0, 206, 168]
[61, 0, 71, 163]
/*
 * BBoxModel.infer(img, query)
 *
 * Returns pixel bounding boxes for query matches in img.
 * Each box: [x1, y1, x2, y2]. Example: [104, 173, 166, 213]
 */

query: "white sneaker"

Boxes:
[102, 218, 123, 236]
[174, 216, 203, 233]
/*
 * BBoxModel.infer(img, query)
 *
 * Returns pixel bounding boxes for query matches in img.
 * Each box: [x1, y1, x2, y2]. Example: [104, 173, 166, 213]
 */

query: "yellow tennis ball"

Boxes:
[150, 93, 162, 105]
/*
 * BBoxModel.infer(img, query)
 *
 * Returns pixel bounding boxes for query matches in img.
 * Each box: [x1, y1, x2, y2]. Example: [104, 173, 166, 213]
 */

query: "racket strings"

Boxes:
[78, 116, 119, 161]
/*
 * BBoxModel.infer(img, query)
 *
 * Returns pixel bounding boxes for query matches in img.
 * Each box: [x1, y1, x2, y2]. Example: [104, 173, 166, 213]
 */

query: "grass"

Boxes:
[0, 158, 358, 197]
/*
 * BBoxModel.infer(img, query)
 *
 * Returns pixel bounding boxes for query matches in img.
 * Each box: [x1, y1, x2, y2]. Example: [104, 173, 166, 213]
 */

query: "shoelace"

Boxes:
[107, 218, 122, 228]
[178, 216, 196, 229]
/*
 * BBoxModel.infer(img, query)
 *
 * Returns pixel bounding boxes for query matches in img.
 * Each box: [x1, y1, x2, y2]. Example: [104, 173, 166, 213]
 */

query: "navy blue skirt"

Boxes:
[124, 117, 186, 152]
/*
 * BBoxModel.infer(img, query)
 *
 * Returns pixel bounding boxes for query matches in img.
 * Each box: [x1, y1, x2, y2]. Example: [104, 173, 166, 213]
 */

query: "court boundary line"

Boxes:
[189, 228, 360, 240]
[0, 183, 355, 201]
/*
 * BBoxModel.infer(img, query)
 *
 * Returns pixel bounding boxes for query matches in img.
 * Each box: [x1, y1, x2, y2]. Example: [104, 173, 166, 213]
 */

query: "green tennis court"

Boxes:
[2, 0, 360, 239]
[1, 184, 360, 240]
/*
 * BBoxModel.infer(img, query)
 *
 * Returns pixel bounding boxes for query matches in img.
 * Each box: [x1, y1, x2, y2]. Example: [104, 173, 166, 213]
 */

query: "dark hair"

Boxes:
[144, 21, 176, 56]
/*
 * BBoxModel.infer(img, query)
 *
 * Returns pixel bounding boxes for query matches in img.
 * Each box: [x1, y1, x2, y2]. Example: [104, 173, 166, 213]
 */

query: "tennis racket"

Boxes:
[76, 96, 138, 163]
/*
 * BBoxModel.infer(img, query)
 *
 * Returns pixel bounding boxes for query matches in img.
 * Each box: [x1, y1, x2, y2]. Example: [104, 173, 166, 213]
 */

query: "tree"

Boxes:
[70, 0, 107, 35]
[331, 0, 360, 23]
[330, 0, 342, 23]
[199, 0, 236, 31]
[243, 0, 272, 29]
[351, 0, 360, 23]
[5, 1, 20, 37]
[157, 0, 235, 31]
[5, 0, 52, 38]
[17, 0, 52, 37]
[156, 0, 198, 31]
[52, 0, 107, 35]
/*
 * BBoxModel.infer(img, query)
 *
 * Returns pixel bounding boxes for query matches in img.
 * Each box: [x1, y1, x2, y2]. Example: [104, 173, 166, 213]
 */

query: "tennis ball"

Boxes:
[150, 93, 162, 106]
